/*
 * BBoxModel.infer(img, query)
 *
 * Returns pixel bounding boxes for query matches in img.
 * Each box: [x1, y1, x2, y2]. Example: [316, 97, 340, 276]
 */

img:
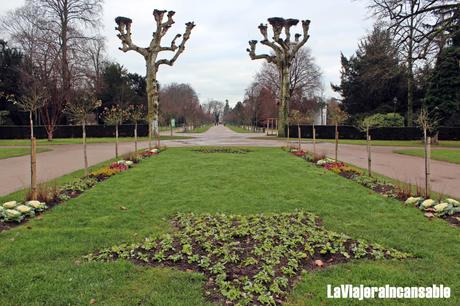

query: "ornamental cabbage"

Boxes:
[16, 205, 34, 216]
[405, 197, 423, 206]
[26, 200, 47, 211]
[3, 201, 17, 209]
[446, 198, 459, 207]
[5, 209, 23, 222]
[316, 160, 327, 166]
[421, 199, 436, 209]
[433, 203, 449, 213]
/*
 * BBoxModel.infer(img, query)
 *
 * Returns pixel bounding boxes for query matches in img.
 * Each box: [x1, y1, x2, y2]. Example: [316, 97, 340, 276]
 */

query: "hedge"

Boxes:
[286, 125, 460, 140]
[0, 124, 150, 139]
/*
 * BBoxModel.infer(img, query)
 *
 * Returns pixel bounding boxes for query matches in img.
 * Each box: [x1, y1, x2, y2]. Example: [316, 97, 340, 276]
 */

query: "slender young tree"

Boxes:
[114, 10, 195, 149]
[102, 105, 126, 158]
[358, 116, 377, 177]
[328, 103, 349, 161]
[127, 104, 146, 152]
[65, 93, 101, 176]
[290, 110, 303, 150]
[12, 84, 47, 200]
[304, 108, 317, 157]
[247, 17, 311, 136]
[416, 107, 438, 198]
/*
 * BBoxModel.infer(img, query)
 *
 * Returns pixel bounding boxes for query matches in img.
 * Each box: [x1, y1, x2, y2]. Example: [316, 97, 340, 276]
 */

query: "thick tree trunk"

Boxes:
[115, 124, 119, 158]
[46, 127, 54, 142]
[83, 122, 88, 177]
[279, 65, 290, 137]
[146, 66, 157, 149]
[134, 122, 138, 152]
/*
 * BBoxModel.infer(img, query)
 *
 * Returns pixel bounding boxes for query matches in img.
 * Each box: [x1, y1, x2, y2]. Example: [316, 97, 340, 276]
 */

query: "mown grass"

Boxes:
[0, 135, 192, 146]
[251, 136, 460, 148]
[395, 149, 460, 165]
[227, 125, 260, 133]
[0, 147, 51, 159]
[0, 147, 458, 305]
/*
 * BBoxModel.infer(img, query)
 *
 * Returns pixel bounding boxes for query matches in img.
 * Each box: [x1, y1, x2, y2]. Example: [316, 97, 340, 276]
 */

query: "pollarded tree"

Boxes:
[65, 93, 101, 176]
[247, 17, 311, 136]
[127, 104, 146, 152]
[115, 10, 195, 149]
[102, 105, 126, 158]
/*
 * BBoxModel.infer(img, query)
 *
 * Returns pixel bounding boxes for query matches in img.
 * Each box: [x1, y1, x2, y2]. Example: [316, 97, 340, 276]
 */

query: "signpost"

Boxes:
[170, 118, 175, 136]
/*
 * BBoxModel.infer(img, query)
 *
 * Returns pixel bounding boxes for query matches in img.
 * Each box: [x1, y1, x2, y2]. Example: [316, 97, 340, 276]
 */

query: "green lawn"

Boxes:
[0, 135, 192, 146]
[227, 125, 260, 133]
[0, 148, 458, 305]
[251, 136, 460, 148]
[0, 147, 51, 159]
[395, 149, 460, 165]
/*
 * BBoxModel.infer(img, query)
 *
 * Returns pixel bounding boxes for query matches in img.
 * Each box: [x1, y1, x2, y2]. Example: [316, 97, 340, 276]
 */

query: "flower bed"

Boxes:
[0, 200, 47, 223]
[0, 148, 164, 232]
[193, 147, 252, 154]
[288, 150, 460, 227]
[85, 211, 410, 306]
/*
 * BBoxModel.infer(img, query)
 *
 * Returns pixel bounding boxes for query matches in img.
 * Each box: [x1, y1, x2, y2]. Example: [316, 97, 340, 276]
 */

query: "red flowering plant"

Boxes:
[291, 150, 306, 157]
[323, 162, 345, 171]
[109, 162, 129, 172]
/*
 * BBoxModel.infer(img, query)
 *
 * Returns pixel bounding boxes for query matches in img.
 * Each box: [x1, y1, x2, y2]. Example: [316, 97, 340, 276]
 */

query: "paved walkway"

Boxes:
[1, 125, 460, 199]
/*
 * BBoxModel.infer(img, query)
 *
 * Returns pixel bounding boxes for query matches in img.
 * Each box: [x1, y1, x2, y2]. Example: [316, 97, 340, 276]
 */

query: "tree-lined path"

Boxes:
[1, 125, 460, 199]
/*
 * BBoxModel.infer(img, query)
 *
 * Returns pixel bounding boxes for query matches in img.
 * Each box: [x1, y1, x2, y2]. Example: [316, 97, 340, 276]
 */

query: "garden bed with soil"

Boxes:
[286, 148, 460, 227]
[86, 211, 411, 306]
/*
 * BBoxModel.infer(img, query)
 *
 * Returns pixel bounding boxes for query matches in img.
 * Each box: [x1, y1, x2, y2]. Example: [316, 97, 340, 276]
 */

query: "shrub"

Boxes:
[365, 113, 404, 128]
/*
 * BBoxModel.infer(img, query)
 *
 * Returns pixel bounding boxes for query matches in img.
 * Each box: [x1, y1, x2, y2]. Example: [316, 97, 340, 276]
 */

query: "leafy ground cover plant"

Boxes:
[85, 211, 411, 305]
[292, 150, 460, 227]
[193, 147, 252, 154]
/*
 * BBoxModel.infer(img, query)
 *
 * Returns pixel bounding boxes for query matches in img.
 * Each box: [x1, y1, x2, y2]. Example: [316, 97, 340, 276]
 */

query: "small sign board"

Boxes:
[171, 118, 176, 128]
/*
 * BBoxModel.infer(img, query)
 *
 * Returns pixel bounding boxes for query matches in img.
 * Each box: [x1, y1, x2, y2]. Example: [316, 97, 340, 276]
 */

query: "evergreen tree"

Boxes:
[425, 42, 460, 126]
[0, 40, 24, 124]
[332, 25, 407, 121]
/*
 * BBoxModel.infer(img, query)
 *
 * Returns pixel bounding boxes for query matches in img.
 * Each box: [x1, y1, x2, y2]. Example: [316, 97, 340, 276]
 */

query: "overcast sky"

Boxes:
[1, 0, 375, 106]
